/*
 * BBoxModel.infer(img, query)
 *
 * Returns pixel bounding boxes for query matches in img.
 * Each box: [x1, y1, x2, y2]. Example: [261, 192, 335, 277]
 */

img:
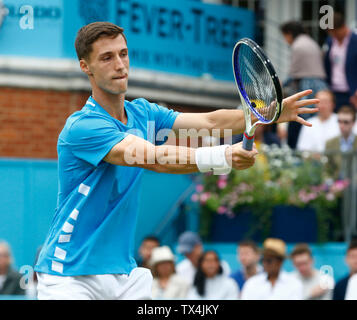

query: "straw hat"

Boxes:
[262, 238, 287, 259]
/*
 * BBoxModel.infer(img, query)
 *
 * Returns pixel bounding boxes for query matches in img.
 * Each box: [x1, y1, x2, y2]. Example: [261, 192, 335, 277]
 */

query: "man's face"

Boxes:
[292, 253, 313, 278]
[262, 254, 282, 276]
[81, 34, 129, 95]
[316, 91, 334, 120]
[328, 27, 347, 42]
[238, 245, 260, 268]
[282, 33, 294, 45]
[139, 240, 159, 262]
[346, 248, 357, 274]
[0, 245, 10, 274]
[337, 113, 355, 138]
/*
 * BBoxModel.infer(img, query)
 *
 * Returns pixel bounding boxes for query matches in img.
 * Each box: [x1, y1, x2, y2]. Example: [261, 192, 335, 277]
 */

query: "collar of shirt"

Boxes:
[85, 96, 133, 128]
[340, 133, 355, 152]
[332, 30, 352, 48]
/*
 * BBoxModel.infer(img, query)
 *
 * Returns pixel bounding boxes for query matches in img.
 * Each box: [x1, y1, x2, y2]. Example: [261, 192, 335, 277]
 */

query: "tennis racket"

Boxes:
[232, 38, 283, 150]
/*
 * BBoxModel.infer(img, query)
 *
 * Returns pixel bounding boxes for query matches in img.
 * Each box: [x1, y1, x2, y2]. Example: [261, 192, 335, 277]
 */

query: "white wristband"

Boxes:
[195, 145, 232, 175]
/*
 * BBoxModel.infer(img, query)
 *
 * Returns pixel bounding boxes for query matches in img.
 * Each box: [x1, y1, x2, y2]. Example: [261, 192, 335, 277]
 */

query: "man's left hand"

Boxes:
[277, 89, 319, 127]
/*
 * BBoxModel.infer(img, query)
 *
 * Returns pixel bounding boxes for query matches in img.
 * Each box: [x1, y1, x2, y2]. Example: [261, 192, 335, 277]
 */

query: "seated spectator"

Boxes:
[291, 243, 334, 300]
[241, 238, 303, 300]
[297, 90, 340, 153]
[325, 105, 357, 179]
[0, 241, 25, 296]
[176, 231, 231, 285]
[230, 240, 262, 291]
[345, 273, 357, 300]
[137, 235, 160, 269]
[333, 240, 357, 300]
[150, 246, 189, 299]
[187, 250, 239, 300]
[280, 21, 328, 149]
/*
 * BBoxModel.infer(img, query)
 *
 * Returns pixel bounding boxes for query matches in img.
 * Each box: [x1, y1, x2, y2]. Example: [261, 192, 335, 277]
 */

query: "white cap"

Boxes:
[149, 246, 175, 266]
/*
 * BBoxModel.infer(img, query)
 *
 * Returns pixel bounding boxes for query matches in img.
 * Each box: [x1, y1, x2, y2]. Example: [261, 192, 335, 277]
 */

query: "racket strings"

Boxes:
[237, 44, 278, 123]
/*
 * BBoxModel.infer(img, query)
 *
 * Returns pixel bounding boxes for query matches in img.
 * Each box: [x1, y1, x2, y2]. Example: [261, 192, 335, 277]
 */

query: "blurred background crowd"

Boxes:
[1, 0, 357, 300]
[1, 232, 357, 299]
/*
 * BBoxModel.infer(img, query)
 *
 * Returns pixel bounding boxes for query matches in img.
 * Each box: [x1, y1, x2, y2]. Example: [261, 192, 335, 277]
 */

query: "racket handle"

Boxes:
[243, 132, 255, 151]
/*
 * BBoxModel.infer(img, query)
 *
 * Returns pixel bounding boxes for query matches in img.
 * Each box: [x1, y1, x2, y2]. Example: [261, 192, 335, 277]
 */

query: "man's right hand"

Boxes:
[225, 141, 259, 170]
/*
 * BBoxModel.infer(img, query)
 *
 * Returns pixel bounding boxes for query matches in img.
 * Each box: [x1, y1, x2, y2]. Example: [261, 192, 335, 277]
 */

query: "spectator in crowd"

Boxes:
[150, 246, 189, 299]
[297, 90, 339, 153]
[241, 238, 303, 300]
[280, 21, 328, 149]
[291, 243, 334, 300]
[230, 240, 262, 291]
[345, 273, 357, 300]
[187, 250, 239, 300]
[176, 231, 231, 285]
[324, 12, 357, 111]
[333, 240, 357, 300]
[0, 241, 25, 296]
[137, 235, 160, 269]
[325, 105, 357, 179]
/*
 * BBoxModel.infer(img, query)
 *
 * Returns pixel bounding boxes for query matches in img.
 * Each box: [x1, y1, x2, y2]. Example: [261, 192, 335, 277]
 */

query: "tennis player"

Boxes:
[34, 22, 319, 300]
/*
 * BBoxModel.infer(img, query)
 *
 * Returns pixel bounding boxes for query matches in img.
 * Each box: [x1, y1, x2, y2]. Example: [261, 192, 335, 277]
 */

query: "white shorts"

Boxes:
[36, 267, 153, 300]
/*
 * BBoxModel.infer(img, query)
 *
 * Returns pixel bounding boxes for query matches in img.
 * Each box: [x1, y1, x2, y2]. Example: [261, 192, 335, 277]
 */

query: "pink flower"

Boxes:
[196, 184, 204, 193]
[200, 192, 211, 204]
[217, 206, 227, 214]
[191, 193, 199, 202]
[332, 180, 349, 192]
[217, 179, 227, 189]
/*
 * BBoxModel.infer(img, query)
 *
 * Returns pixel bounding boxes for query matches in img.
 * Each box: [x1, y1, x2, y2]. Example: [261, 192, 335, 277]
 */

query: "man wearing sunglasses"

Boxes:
[325, 105, 357, 179]
[241, 238, 303, 300]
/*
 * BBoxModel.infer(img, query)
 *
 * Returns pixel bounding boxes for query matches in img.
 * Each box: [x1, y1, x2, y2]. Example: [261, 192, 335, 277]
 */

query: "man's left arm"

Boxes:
[172, 90, 319, 135]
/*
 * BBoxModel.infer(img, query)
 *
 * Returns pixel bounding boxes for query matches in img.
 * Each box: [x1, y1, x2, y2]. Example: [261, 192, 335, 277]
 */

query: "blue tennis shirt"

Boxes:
[34, 96, 180, 276]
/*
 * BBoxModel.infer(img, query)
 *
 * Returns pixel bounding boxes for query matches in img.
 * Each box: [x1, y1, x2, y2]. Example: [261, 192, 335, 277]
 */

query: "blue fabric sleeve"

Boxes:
[66, 116, 128, 167]
[145, 101, 180, 145]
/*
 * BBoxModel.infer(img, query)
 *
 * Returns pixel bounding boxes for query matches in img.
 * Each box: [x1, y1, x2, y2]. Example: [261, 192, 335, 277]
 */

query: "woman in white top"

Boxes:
[187, 250, 239, 300]
[150, 246, 190, 300]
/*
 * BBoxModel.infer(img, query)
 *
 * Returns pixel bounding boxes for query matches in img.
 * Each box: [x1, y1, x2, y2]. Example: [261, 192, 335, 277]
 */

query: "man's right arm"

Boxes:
[103, 134, 258, 174]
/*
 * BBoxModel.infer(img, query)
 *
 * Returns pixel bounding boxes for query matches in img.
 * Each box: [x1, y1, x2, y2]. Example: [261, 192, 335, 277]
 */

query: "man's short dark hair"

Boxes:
[290, 243, 312, 259]
[142, 235, 160, 244]
[333, 12, 346, 29]
[347, 239, 357, 253]
[75, 21, 127, 61]
[238, 240, 259, 253]
[280, 21, 306, 39]
[338, 105, 356, 122]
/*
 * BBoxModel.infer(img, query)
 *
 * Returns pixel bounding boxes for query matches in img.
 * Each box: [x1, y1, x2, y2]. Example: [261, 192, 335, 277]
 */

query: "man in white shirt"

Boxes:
[290, 243, 334, 300]
[241, 238, 303, 300]
[297, 90, 340, 153]
[345, 273, 357, 300]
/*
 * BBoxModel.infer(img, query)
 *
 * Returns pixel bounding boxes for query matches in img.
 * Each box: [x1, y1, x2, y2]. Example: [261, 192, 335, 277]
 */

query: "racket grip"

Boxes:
[243, 132, 255, 151]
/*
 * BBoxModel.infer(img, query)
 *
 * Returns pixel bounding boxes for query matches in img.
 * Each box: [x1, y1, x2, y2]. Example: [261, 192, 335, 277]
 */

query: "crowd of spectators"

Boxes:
[270, 12, 357, 154]
[134, 231, 357, 300]
[1, 233, 356, 300]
